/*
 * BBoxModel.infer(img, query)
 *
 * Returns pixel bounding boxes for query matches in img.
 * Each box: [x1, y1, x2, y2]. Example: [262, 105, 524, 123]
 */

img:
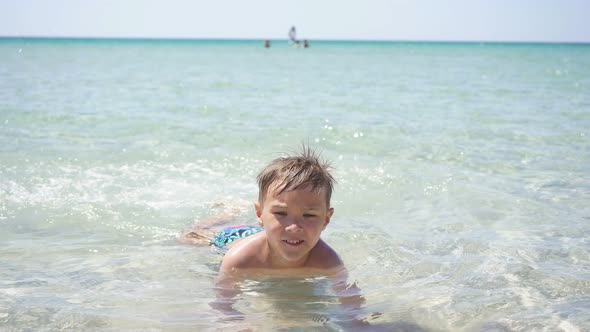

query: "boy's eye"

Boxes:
[303, 214, 317, 218]
[273, 211, 287, 216]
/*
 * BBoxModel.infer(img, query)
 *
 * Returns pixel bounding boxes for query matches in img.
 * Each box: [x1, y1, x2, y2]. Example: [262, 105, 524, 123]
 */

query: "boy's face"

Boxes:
[255, 185, 333, 268]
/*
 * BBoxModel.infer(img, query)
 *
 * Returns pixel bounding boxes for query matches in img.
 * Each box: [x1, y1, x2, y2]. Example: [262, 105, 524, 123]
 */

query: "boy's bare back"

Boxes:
[220, 230, 343, 275]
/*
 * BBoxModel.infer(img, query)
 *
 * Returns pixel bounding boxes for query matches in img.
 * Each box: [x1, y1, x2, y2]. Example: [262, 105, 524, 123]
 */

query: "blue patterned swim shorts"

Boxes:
[210, 225, 264, 249]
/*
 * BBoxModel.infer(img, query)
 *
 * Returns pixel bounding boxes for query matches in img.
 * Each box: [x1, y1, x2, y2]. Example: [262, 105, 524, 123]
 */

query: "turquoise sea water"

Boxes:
[1, 38, 589, 331]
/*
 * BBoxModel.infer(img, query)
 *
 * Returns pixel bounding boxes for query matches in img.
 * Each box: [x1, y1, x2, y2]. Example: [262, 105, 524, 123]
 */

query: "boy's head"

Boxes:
[256, 147, 335, 208]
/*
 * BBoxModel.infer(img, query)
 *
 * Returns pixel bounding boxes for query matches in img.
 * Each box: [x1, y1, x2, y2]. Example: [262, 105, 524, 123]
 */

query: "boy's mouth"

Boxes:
[283, 239, 304, 246]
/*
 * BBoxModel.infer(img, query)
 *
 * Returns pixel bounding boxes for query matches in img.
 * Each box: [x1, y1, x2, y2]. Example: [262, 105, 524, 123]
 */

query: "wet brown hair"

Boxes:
[256, 146, 335, 207]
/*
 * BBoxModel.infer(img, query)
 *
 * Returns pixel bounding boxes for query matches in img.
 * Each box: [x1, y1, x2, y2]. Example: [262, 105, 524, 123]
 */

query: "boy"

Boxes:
[182, 146, 342, 274]
[181, 147, 367, 325]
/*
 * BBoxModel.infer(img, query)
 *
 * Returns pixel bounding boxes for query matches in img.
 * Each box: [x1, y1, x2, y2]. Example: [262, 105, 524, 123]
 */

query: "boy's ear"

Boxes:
[254, 201, 263, 226]
[323, 208, 334, 230]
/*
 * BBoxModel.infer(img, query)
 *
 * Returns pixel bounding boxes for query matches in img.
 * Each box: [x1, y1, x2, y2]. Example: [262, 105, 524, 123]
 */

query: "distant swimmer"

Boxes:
[303, 39, 309, 48]
[264, 40, 271, 48]
[288, 26, 297, 43]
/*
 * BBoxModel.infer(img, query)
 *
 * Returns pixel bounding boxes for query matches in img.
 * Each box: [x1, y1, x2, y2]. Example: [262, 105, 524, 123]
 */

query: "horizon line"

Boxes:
[1, 35, 590, 45]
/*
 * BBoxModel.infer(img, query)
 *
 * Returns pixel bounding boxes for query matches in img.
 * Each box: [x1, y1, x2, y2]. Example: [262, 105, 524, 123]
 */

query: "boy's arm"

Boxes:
[210, 248, 251, 318]
[328, 267, 366, 311]
[210, 272, 244, 319]
[325, 266, 375, 329]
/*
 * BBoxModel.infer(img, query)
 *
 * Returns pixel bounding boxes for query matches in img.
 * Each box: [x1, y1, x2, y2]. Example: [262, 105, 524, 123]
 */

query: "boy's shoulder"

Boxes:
[219, 235, 343, 273]
[220, 233, 267, 272]
[308, 239, 343, 270]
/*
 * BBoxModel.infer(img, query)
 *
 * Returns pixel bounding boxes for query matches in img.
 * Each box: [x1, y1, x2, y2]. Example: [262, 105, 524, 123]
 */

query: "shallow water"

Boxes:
[1, 38, 589, 331]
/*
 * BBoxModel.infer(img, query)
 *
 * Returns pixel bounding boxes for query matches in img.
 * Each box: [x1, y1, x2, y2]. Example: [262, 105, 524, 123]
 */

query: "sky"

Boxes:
[1, 0, 589, 43]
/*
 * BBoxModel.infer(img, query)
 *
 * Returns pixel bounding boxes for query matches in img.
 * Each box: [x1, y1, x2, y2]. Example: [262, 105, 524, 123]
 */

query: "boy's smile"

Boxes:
[255, 186, 333, 268]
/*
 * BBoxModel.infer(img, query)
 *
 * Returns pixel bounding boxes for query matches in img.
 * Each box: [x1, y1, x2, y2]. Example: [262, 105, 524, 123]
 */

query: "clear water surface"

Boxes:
[1, 38, 589, 331]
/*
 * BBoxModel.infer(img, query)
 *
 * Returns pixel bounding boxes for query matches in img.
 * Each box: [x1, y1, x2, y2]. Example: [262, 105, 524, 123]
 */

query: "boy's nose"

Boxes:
[285, 218, 302, 232]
